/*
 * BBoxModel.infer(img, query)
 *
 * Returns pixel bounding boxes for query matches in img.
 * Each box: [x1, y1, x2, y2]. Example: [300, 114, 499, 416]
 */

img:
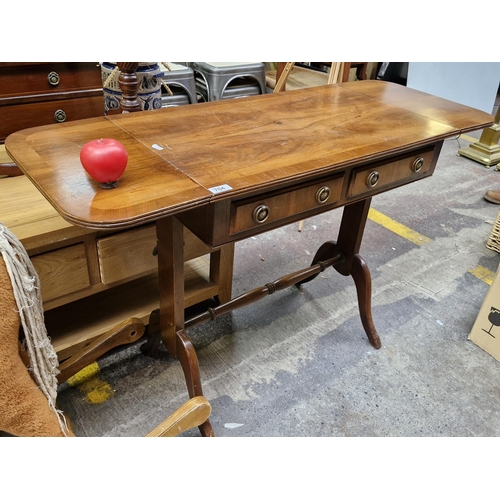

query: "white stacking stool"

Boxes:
[192, 62, 267, 101]
[159, 63, 198, 107]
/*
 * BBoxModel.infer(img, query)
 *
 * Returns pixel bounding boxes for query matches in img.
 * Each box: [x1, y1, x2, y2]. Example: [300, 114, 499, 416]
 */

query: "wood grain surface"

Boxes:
[5, 81, 493, 230]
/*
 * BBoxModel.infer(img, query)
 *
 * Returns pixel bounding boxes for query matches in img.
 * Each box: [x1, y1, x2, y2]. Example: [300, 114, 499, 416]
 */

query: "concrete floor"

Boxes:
[51, 95, 500, 438]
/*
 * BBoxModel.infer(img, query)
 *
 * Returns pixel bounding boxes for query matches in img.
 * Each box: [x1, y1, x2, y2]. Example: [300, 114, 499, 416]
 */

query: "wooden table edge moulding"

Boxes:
[6, 80, 493, 437]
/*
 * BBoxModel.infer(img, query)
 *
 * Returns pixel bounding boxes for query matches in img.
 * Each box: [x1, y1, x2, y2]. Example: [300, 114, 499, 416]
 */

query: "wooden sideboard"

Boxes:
[0, 62, 105, 176]
[0, 62, 104, 144]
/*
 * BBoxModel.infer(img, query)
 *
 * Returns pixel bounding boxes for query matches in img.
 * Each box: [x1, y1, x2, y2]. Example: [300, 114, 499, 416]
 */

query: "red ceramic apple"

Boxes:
[80, 138, 128, 189]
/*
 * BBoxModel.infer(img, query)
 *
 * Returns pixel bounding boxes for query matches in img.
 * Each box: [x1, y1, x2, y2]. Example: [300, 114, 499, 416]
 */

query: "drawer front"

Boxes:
[32, 244, 90, 303]
[97, 225, 212, 285]
[0, 63, 102, 100]
[98, 225, 159, 285]
[0, 96, 105, 142]
[347, 148, 436, 198]
[230, 174, 344, 236]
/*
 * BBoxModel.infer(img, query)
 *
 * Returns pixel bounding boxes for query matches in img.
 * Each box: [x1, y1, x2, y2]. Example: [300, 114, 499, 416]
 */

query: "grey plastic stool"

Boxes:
[159, 63, 198, 106]
[192, 62, 266, 101]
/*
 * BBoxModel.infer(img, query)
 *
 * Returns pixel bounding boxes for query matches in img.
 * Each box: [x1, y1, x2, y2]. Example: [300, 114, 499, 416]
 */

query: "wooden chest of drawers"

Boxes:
[0, 62, 104, 143]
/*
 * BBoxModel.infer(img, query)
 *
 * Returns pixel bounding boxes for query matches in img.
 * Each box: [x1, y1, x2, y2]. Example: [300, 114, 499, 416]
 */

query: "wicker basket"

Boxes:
[486, 207, 500, 253]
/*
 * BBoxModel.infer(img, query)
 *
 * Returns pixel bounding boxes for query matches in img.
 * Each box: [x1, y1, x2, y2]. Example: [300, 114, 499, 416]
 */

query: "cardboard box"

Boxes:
[469, 265, 500, 361]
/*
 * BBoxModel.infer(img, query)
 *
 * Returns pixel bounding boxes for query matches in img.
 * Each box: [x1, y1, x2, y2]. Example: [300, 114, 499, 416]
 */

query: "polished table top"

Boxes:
[5, 81, 493, 231]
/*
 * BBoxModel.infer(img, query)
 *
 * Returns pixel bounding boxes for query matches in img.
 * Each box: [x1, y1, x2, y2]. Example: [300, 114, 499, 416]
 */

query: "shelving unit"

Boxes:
[0, 175, 234, 361]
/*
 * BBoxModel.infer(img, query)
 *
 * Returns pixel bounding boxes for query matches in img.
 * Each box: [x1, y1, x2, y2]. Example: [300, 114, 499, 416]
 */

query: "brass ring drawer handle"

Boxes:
[54, 109, 67, 123]
[412, 157, 424, 172]
[316, 186, 331, 204]
[253, 204, 270, 224]
[366, 171, 380, 188]
[48, 71, 60, 86]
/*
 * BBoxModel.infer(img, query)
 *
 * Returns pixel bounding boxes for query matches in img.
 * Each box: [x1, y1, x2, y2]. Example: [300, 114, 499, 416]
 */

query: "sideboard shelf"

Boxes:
[0, 175, 234, 362]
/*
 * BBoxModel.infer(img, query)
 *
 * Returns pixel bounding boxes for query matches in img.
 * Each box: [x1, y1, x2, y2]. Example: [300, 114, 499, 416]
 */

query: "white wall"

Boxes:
[407, 62, 500, 113]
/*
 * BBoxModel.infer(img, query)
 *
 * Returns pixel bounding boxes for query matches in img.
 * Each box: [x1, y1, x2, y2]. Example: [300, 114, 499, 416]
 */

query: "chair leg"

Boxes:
[57, 318, 145, 384]
[145, 396, 212, 437]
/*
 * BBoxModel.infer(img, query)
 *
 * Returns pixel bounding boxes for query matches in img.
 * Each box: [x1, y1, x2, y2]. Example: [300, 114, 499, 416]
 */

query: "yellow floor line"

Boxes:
[368, 208, 494, 285]
[368, 208, 432, 246]
[67, 361, 115, 404]
[468, 265, 496, 285]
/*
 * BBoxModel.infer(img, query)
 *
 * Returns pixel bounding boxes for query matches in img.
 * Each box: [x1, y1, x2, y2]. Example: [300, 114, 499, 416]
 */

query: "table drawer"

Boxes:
[347, 147, 436, 198]
[230, 174, 344, 236]
[32, 244, 90, 303]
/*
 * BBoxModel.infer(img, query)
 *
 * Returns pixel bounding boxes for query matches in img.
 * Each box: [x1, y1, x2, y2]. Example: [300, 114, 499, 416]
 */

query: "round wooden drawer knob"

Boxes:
[366, 171, 380, 188]
[316, 186, 331, 204]
[253, 204, 270, 224]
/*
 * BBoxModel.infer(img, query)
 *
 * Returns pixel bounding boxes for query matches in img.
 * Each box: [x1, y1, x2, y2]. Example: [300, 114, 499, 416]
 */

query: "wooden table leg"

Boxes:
[297, 198, 381, 348]
[334, 198, 381, 348]
[156, 216, 214, 436]
[350, 254, 381, 348]
[156, 216, 184, 357]
[210, 243, 235, 305]
[334, 199, 371, 274]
